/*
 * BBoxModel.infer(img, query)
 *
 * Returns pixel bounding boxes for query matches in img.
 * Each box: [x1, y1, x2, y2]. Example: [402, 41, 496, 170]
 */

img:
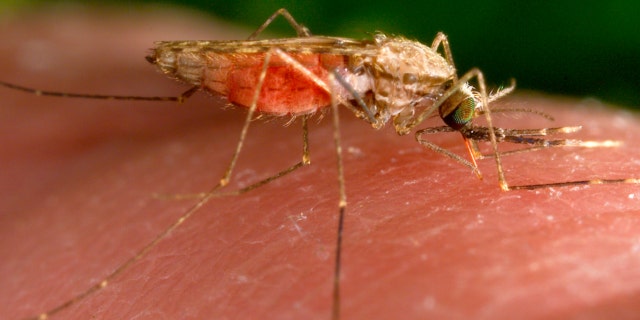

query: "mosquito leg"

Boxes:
[215, 52, 277, 188]
[507, 178, 640, 190]
[0, 80, 200, 103]
[328, 70, 347, 320]
[430, 32, 457, 81]
[331, 70, 377, 124]
[247, 8, 311, 40]
[416, 135, 482, 175]
[166, 116, 312, 199]
[415, 126, 483, 176]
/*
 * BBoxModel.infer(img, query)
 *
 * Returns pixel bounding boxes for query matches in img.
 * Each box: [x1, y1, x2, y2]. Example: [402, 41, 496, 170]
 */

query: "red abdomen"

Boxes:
[211, 53, 346, 114]
[151, 46, 347, 115]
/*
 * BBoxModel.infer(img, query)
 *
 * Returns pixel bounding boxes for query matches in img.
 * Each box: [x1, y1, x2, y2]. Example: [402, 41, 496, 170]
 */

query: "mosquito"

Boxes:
[3, 8, 639, 320]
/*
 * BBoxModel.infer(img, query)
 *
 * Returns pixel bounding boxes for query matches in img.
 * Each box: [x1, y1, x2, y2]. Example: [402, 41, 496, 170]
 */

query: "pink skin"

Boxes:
[2, 7, 640, 320]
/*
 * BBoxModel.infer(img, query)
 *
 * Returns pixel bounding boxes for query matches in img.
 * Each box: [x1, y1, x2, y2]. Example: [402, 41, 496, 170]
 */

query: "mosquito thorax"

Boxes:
[370, 33, 455, 119]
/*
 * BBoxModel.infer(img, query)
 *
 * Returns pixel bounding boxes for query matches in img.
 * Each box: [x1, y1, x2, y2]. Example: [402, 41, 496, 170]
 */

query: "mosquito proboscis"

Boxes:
[3, 8, 640, 320]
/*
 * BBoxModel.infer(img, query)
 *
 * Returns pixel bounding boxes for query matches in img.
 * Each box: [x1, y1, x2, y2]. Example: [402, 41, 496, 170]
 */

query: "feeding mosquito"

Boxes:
[3, 8, 640, 320]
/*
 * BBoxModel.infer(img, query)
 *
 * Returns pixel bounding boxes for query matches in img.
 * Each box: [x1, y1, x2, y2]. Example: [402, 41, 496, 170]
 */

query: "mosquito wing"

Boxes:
[151, 36, 379, 56]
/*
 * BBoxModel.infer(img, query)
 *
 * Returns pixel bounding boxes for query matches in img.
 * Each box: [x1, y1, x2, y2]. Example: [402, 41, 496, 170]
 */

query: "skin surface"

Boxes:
[2, 6, 640, 320]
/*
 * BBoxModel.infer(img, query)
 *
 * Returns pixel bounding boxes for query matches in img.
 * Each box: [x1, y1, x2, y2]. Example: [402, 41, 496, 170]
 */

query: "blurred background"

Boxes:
[2, 0, 639, 108]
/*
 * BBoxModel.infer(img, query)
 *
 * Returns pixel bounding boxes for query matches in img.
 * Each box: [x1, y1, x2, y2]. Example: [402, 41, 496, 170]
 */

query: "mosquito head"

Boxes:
[439, 83, 476, 130]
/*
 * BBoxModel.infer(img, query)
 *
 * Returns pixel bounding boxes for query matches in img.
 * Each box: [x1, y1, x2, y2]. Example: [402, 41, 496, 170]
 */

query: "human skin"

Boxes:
[2, 6, 640, 320]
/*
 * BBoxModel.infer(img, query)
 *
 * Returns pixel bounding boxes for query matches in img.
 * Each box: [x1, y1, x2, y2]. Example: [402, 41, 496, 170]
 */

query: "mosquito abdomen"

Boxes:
[148, 41, 351, 115]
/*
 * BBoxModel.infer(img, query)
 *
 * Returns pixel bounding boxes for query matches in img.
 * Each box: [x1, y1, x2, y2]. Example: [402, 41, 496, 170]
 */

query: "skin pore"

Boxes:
[2, 6, 640, 320]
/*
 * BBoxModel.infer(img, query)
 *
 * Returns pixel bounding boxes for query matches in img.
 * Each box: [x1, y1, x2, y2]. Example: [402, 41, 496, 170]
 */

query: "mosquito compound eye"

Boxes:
[402, 73, 418, 84]
[443, 97, 475, 130]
